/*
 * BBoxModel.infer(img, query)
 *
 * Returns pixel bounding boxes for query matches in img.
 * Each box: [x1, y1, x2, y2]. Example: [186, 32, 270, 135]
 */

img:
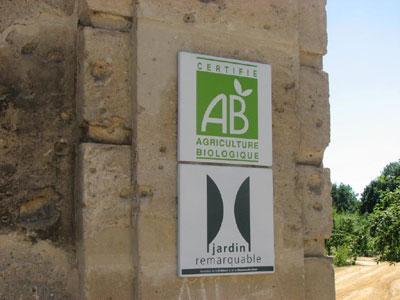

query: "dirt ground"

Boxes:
[335, 257, 400, 300]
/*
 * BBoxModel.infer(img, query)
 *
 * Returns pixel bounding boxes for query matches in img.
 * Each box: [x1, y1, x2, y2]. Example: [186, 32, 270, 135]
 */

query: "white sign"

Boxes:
[178, 164, 274, 277]
[178, 52, 272, 167]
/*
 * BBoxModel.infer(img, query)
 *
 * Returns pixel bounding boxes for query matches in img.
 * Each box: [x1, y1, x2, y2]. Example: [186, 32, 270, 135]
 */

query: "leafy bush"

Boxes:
[326, 211, 362, 264]
[333, 245, 355, 266]
[369, 189, 400, 262]
[326, 209, 374, 265]
[327, 160, 400, 265]
[351, 216, 373, 257]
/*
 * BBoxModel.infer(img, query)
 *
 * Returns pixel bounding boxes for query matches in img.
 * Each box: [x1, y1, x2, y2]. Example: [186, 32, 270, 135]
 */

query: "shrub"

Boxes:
[333, 245, 355, 266]
[369, 189, 400, 262]
[326, 210, 374, 265]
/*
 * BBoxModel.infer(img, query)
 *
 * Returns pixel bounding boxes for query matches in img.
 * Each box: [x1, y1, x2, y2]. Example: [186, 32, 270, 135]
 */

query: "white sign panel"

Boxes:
[178, 164, 274, 276]
[178, 52, 272, 166]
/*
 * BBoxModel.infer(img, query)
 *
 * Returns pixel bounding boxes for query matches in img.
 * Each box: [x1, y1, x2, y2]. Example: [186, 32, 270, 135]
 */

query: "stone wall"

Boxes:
[0, 0, 334, 299]
[0, 1, 79, 298]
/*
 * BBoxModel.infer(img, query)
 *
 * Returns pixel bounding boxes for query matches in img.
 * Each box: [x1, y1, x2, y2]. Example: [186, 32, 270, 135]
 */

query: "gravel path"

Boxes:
[335, 257, 400, 300]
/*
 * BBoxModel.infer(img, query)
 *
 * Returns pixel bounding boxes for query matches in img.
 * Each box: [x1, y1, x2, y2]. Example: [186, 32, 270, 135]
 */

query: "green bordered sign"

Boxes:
[178, 52, 272, 166]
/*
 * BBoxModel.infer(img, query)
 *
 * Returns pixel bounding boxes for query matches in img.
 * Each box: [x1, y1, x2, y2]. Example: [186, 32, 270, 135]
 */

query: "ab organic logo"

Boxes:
[178, 52, 272, 166]
[198, 77, 257, 138]
[195, 59, 260, 163]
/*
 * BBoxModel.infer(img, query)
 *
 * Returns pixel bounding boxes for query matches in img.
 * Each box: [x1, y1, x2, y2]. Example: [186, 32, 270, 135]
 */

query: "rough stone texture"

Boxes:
[0, 1, 79, 298]
[0, 233, 78, 299]
[0, 0, 75, 31]
[299, 0, 327, 55]
[79, 0, 133, 31]
[77, 27, 132, 145]
[82, 0, 132, 17]
[305, 257, 336, 300]
[297, 66, 330, 166]
[77, 143, 134, 299]
[304, 238, 326, 257]
[0, 1, 77, 243]
[297, 12, 332, 296]
[0, 0, 333, 298]
[297, 166, 332, 240]
[137, 0, 299, 49]
[300, 51, 323, 70]
[133, 3, 305, 298]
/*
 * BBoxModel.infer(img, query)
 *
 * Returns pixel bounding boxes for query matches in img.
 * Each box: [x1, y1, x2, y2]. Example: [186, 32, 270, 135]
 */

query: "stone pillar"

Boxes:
[0, 1, 79, 298]
[76, 0, 135, 298]
[74, 0, 333, 299]
[131, 1, 332, 299]
[298, 0, 335, 299]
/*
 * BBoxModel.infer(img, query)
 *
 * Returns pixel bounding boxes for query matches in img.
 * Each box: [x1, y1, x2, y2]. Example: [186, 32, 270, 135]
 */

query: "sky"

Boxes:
[323, 0, 400, 196]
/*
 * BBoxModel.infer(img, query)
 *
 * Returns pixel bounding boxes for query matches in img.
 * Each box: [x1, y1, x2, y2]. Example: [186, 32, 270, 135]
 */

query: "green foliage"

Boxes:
[351, 216, 373, 257]
[360, 160, 400, 214]
[326, 160, 400, 265]
[369, 189, 400, 262]
[326, 210, 369, 265]
[331, 183, 359, 213]
[333, 245, 356, 266]
[382, 161, 400, 177]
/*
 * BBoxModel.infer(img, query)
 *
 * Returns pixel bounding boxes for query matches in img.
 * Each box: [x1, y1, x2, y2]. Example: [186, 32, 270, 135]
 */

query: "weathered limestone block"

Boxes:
[139, 269, 279, 299]
[299, 0, 327, 55]
[77, 143, 134, 299]
[297, 165, 332, 240]
[0, 3, 77, 242]
[304, 238, 326, 257]
[77, 27, 131, 144]
[134, 17, 305, 299]
[0, 233, 78, 299]
[79, 0, 132, 31]
[304, 257, 335, 300]
[84, 266, 135, 300]
[137, 212, 279, 298]
[137, 0, 299, 49]
[297, 66, 330, 166]
[300, 51, 323, 70]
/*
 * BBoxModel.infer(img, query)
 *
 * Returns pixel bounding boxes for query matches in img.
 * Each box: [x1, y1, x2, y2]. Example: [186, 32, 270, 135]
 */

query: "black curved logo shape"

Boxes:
[207, 175, 224, 253]
[234, 177, 251, 251]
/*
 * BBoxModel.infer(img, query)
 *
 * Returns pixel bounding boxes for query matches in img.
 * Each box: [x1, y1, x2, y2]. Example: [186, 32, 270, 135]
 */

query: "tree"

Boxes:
[360, 160, 400, 214]
[327, 160, 400, 264]
[326, 210, 356, 255]
[331, 183, 359, 213]
[325, 210, 368, 265]
[382, 160, 400, 177]
[369, 188, 400, 262]
[360, 179, 384, 214]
